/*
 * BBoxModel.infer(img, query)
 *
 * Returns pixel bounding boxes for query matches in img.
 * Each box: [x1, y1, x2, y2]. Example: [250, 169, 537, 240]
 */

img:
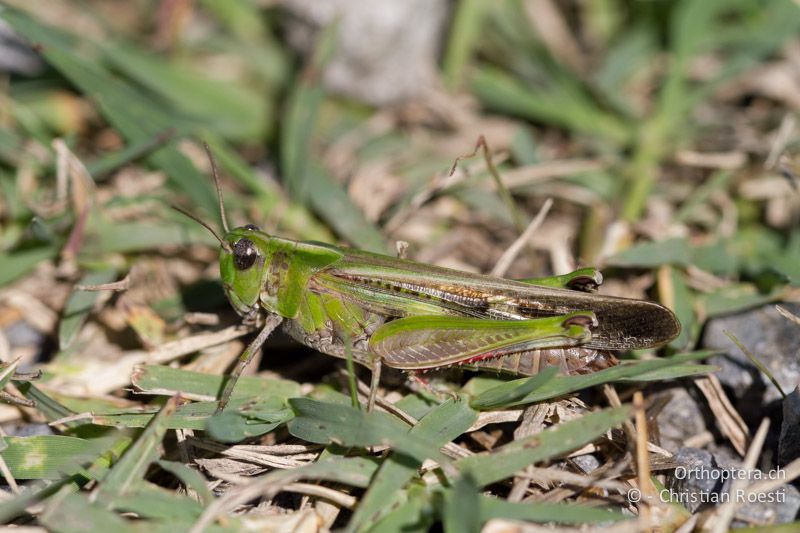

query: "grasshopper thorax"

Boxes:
[220, 224, 345, 322]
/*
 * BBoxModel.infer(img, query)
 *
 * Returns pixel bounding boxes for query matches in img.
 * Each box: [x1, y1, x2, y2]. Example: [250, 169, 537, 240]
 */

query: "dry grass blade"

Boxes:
[674, 150, 746, 170]
[764, 114, 796, 169]
[633, 391, 654, 525]
[148, 325, 251, 364]
[0, 427, 20, 495]
[776, 305, 800, 326]
[523, 0, 586, 74]
[384, 136, 512, 235]
[694, 375, 750, 456]
[741, 456, 800, 499]
[706, 418, 770, 533]
[500, 158, 609, 189]
[190, 439, 318, 469]
[191, 462, 367, 533]
[75, 274, 130, 292]
[467, 409, 525, 432]
[282, 482, 357, 509]
[490, 198, 553, 277]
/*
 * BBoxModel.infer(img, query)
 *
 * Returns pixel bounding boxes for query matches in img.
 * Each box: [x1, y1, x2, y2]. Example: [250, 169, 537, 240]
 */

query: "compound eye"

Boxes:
[244, 224, 260, 231]
[233, 238, 258, 270]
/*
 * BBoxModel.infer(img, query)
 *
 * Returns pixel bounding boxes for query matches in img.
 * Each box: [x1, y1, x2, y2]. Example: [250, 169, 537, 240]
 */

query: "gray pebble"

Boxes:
[282, 0, 449, 105]
[702, 304, 800, 407]
[653, 386, 709, 453]
[779, 386, 800, 467]
[667, 447, 800, 525]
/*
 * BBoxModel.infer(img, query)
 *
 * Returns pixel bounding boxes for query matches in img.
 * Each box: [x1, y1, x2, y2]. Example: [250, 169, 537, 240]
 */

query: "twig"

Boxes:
[149, 324, 251, 365]
[764, 114, 796, 170]
[490, 198, 553, 277]
[500, 158, 608, 189]
[76, 274, 130, 292]
[776, 305, 800, 326]
[0, 427, 19, 494]
[694, 374, 751, 455]
[282, 482, 357, 509]
[708, 418, 770, 533]
[467, 410, 524, 432]
[633, 391, 653, 524]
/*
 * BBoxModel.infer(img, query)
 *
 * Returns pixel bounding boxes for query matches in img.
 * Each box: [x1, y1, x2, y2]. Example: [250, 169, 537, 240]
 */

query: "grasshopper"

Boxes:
[177, 147, 680, 413]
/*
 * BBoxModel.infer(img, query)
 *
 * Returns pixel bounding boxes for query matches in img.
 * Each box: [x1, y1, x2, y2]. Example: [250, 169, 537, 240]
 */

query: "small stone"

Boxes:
[779, 387, 800, 467]
[4, 422, 54, 437]
[702, 303, 800, 408]
[4, 321, 45, 349]
[733, 483, 800, 526]
[569, 454, 601, 474]
[653, 386, 709, 453]
[668, 448, 723, 513]
[666, 447, 800, 525]
[0, 20, 45, 75]
[282, 0, 449, 105]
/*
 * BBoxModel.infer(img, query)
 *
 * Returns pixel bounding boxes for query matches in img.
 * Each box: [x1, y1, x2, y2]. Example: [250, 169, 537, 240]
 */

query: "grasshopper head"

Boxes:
[219, 224, 271, 320]
[174, 144, 289, 321]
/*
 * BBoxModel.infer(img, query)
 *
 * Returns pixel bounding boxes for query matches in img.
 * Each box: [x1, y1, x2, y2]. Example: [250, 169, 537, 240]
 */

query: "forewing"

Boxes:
[316, 249, 680, 350]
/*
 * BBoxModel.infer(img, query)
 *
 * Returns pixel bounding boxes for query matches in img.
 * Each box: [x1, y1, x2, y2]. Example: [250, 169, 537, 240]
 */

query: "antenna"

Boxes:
[203, 142, 230, 234]
[172, 204, 233, 254]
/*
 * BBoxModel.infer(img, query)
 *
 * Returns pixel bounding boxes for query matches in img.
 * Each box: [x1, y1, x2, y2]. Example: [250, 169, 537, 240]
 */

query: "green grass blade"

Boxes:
[87, 219, 216, 255]
[457, 405, 631, 487]
[202, 134, 330, 241]
[471, 66, 631, 145]
[205, 397, 294, 442]
[305, 161, 389, 252]
[0, 125, 24, 166]
[15, 382, 77, 424]
[607, 237, 692, 268]
[616, 363, 717, 382]
[443, 0, 487, 89]
[666, 265, 695, 350]
[0, 246, 59, 288]
[470, 352, 716, 410]
[279, 26, 387, 252]
[107, 482, 205, 522]
[156, 460, 214, 505]
[466, 365, 558, 410]
[0, 435, 113, 480]
[477, 495, 629, 524]
[86, 398, 291, 435]
[40, 490, 138, 533]
[347, 398, 477, 532]
[93, 396, 178, 503]
[0, 359, 20, 390]
[288, 398, 449, 466]
[443, 474, 481, 533]
[216, 456, 379, 499]
[132, 364, 300, 401]
[85, 131, 175, 178]
[102, 44, 268, 141]
[0, 8, 217, 214]
[365, 485, 434, 532]
[58, 268, 117, 350]
[0, 477, 75, 524]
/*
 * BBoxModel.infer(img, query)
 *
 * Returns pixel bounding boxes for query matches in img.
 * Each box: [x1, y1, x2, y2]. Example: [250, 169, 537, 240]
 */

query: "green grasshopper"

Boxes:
[177, 148, 680, 413]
